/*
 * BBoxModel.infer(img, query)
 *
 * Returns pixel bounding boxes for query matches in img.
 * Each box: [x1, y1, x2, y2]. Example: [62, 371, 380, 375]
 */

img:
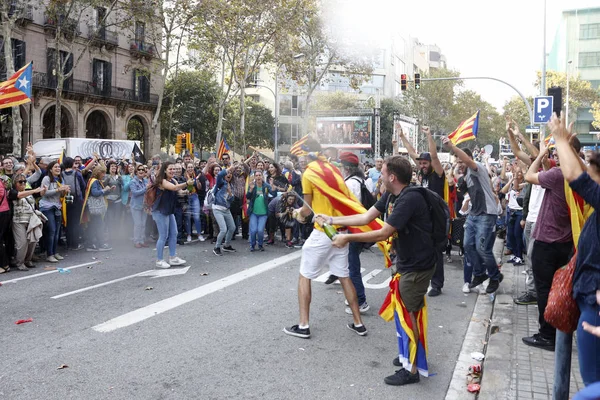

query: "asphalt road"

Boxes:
[0, 237, 477, 400]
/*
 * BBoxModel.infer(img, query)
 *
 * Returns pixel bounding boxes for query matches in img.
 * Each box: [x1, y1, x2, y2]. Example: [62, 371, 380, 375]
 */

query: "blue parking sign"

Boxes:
[534, 96, 553, 124]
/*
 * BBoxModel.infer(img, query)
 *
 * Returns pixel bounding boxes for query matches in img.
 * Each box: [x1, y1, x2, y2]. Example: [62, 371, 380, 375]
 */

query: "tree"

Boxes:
[160, 70, 221, 151]
[502, 95, 532, 130]
[313, 91, 360, 111]
[0, 0, 35, 156]
[379, 97, 402, 157]
[223, 98, 274, 155]
[592, 101, 600, 132]
[277, 2, 375, 135]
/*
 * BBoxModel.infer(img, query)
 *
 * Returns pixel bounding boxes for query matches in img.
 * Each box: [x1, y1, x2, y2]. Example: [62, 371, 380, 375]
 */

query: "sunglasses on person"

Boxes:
[16, 180, 26, 184]
[137, 168, 146, 172]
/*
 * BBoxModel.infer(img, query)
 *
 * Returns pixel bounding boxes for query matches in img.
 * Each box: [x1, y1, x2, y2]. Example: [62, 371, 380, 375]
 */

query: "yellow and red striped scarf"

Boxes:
[303, 158, 392, 268]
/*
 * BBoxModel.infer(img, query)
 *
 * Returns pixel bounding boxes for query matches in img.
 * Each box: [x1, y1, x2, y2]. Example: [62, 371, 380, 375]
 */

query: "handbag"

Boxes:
[544, 254, 580, 333]
[450, 217, 466, 247]
[87, 195, 107, 216]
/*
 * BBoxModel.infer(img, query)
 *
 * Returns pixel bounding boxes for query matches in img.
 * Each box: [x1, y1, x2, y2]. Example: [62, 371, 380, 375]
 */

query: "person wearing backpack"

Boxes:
[321, 156, 439, 386]
[399, 126, 448, 297]
[61, 157, 86, 251]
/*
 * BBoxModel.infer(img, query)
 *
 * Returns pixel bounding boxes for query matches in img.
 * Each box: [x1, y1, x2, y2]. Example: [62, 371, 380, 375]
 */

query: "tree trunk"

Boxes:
[2, 19, 23, 155]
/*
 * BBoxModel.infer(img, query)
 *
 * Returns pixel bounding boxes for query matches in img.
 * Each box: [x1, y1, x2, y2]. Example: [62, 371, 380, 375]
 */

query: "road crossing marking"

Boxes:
[0, 261, 101, 285]
[314, 268, 391, 289]
[51, 270, 154, 299]
[92, 251, 302, 333]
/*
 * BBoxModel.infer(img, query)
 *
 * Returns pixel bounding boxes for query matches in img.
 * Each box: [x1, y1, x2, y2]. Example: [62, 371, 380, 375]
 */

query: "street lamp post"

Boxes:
[566, 60, 573, 125]
[249, 82, 278, 161]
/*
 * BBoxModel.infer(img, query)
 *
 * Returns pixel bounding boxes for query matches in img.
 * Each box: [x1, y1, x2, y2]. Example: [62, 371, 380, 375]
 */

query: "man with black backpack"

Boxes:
[321, 156, 442, 386]
[399, 126, 448, 297]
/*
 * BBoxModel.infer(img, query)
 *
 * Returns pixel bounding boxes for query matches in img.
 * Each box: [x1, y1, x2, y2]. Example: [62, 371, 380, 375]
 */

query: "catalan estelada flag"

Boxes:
[380, 274, 429, 377]
[448, 110, 479, 146]
[217, 138, 230, 160]
[302, 157, 392, 268]
[290, 135, 310, 156]
[0, 62, 32, 109]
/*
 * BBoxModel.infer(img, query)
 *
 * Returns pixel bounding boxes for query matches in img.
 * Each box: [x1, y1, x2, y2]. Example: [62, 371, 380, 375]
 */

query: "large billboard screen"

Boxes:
[315, 116, 372, 149]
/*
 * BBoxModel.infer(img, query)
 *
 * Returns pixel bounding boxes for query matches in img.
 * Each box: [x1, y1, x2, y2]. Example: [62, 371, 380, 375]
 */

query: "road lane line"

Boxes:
[51, 270, 154, 299]
[92, 251, 302, 333]
[0, 261, 101, 285]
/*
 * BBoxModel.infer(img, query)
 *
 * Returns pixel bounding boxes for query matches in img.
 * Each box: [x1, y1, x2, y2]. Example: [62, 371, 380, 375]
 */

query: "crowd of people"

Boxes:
[1, 112, 599, 391]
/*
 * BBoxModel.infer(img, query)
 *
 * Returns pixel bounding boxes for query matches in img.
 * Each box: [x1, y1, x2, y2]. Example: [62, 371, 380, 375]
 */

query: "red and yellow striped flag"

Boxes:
[379, 273, 429, 376]
[565, 180, 594, 249]
[303, 158, 392, 268]
[448, 111, 479, 145]
[0, 62, 32, 109]
[290, 135, 310, 156]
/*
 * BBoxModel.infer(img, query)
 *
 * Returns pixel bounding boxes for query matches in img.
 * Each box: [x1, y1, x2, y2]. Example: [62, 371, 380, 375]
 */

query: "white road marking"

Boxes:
[314, 267, 391, 289]
[138, 266, 190, 278]
[0, 261, 101, 285]
[92, 251, 302, 333]
[52, 270, 154, 299]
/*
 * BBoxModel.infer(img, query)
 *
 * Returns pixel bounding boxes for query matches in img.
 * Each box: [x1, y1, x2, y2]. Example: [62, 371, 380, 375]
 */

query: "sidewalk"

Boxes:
[446, 242, 585, 399]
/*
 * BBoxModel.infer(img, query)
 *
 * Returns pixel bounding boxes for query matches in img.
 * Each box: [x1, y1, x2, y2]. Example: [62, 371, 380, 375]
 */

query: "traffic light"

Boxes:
[414, 73, 421, 89]
[185, 132, 192, 152]
[175, 134, 183, 154]
[400, 74, 407, 91]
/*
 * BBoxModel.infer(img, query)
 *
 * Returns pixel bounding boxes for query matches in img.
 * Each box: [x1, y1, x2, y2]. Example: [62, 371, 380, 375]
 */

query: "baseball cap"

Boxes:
[416, 152, 432, 162]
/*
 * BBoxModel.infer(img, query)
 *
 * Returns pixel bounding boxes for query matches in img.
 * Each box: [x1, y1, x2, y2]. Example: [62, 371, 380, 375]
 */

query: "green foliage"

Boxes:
[160, 70, 221, 149]
[223, 98, 275, 152]
[313, 92, 360, 111]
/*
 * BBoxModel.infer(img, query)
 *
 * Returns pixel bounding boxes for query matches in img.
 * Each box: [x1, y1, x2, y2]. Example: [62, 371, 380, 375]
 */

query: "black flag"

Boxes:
[132, 143, 146, 164]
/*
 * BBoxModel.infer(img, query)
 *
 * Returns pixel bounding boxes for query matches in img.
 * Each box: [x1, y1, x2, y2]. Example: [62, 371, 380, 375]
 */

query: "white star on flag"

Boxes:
[17, 76, 29, 90]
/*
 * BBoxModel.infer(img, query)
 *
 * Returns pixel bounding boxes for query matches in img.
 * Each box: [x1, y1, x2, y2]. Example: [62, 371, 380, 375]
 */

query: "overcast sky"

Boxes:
[332, 0, 599, 111]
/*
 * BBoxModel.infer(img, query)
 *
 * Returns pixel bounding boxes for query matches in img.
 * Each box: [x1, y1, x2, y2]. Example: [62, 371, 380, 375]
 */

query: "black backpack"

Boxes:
[404, 186, 450, 251]
[348, 176, 376, 210]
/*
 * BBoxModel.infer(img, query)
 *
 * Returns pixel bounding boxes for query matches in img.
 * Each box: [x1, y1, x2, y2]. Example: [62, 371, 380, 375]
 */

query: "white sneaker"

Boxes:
[344, 299, 349, 306]
[46, 255, 58, 263]
[187, 235, 192, 242]
[345, 302, 370, 315]
[169, 256, 186, 266]
[54, 254, 64, 260]
[462, 282, 471, 294]
[155, 260, 171, 269]
[198, 235, 206, 242]
[475, 284, 487, 294]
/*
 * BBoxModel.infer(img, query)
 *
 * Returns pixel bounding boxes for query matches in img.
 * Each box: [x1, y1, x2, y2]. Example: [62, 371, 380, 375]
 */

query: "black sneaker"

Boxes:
[485, 273, 504, 294]
[522, 333, 555, 351]
[213, 248, 222, 256]
[222, 245, 236, 253]
[324, 275, 338, 285]
[347, 323, 367, 336]
[428, 287, 442, 297]
[258, 246, 265, 252]
[393, 357, 402, 367]
[514, 292, 537, 305]
[469, 274, 489, 289]
[283, 325, 310, 339]
[384, 368, 420, 386]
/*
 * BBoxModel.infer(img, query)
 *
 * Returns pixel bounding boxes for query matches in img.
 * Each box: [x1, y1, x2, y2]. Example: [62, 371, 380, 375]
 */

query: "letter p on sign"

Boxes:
[534, 96, 553, 124]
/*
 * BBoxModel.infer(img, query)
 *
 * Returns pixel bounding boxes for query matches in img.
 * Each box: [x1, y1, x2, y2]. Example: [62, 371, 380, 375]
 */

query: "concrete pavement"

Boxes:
[1, 238, 479, 399]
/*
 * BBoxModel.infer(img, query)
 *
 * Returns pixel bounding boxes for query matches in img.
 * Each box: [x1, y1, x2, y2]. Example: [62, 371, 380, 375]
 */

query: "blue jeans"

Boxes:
[213, 207, 235, 248]
[348, 241, 366, 305]
[249, 213, 267, 248]
[42, 208, 61, 257]
[463, 253, 473, 284]
[152, 211, 177, 260]
[131, 208, 147, 245]
[507, 209, 524, 258]
[175, 205, 185, 240]
[186, 194, 202, 236]
[464, 214, 500, 280]
[577, 297, 600, 386]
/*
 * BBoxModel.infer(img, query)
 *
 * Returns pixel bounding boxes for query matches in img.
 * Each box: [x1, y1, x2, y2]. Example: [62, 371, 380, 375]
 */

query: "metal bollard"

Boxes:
[553, 330, 573, 400]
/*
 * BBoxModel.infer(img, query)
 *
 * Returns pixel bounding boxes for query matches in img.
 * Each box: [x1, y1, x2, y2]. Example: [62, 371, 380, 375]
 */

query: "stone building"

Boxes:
[1, 1, 162, 156]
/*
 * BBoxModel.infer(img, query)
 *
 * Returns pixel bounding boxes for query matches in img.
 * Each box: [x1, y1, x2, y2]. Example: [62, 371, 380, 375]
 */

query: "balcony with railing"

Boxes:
[88, 25, 119, 50]
[129, 40, 156, 60]
[44, 14, 80, 38]
[32, 72, 158, 106]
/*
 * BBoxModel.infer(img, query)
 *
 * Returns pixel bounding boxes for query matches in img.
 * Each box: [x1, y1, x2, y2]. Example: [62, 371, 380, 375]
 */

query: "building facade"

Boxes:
[548, 7, 600, 144]
[1, 1, 162, 156]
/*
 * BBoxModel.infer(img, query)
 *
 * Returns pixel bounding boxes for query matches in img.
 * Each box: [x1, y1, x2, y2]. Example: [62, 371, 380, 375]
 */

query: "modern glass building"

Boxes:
[548, 7, 600, 145]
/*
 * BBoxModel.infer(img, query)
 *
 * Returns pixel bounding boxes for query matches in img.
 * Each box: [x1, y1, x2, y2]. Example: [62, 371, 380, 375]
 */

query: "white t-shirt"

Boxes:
[507, 189, 523, 211]
[526, 184, 545, 223]
[345, 176, 362, 201]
